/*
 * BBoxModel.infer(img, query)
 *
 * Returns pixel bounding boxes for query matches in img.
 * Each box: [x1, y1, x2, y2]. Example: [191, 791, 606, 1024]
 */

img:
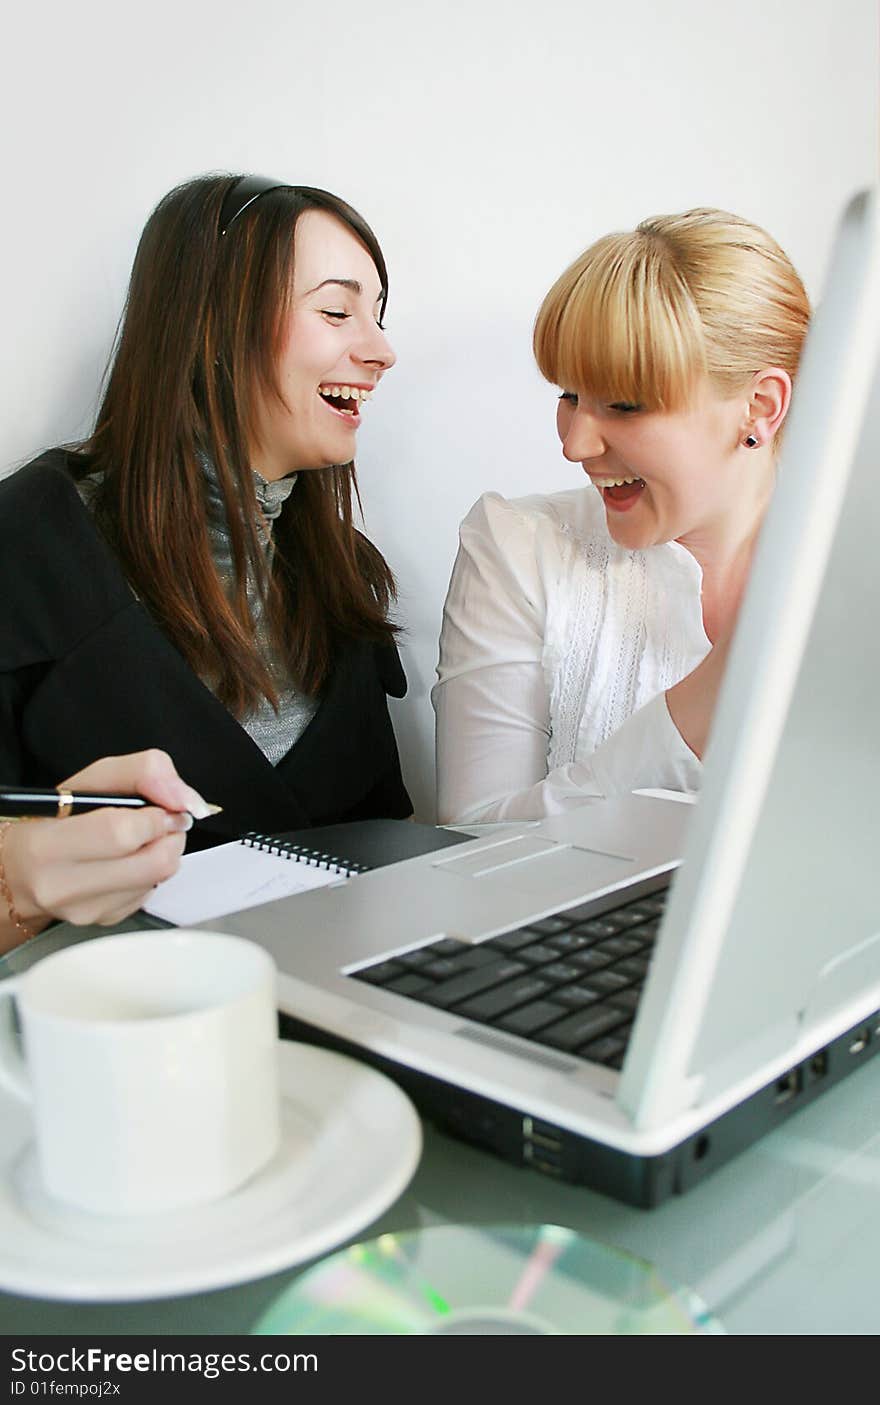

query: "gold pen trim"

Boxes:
[56, 789, 74, 819]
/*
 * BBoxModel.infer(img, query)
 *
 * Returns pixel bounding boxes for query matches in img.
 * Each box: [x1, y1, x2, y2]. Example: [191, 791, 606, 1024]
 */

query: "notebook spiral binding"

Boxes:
[242, 831, 370, 877]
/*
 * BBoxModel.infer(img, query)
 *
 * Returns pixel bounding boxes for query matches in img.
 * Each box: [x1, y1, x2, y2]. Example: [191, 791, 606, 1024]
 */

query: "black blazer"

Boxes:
[0, 452, 412, 845]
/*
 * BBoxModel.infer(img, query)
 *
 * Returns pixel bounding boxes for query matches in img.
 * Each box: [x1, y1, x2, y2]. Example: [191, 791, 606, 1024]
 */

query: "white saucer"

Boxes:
[0, 1041, 422, 1302]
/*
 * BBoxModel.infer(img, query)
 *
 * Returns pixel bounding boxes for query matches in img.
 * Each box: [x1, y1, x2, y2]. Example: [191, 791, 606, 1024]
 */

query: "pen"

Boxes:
[0, 786, 223, 820]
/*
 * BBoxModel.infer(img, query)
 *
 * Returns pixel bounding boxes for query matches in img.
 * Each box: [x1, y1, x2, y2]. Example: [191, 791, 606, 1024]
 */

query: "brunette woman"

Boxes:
[0, 174, 412, 904]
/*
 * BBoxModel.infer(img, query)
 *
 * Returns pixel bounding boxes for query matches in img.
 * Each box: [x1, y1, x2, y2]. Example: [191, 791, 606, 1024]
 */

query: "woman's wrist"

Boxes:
[0, 822, 51, 947]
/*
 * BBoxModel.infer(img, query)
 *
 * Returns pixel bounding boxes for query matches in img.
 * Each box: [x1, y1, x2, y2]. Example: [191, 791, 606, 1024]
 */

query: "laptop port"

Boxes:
[528, 1130, 562, 1153]
[524, 1143, 563, 1177]
[522, 1116, 562, 1153]
[848, 1027, 870, 1055]
[523, 1119, 564, 1175]
[808, 1050, 829, 1082]
[774, 1069, 801, 1104]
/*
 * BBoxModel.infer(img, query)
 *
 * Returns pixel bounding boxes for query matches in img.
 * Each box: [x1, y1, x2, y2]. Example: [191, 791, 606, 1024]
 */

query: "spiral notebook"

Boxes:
[142, 819, 471, 927]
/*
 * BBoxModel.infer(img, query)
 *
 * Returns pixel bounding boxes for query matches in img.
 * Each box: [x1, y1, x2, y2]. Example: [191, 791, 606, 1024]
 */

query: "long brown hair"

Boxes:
[76, 173, 398, 715]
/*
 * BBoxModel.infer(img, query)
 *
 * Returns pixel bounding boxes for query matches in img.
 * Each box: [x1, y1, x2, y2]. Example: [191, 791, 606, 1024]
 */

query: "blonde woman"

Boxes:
[433, 209, 810, 824]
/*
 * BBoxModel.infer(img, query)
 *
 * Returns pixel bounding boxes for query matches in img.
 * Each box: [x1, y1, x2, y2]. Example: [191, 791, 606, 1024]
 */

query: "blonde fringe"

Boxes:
[533, 210, 810, 412]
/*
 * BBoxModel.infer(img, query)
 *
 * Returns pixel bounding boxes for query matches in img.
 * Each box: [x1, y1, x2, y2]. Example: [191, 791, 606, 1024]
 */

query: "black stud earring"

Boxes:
[743, 434, 759, 448]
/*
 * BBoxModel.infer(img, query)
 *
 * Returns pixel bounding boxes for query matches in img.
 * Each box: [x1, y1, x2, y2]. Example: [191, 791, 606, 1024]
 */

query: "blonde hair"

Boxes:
[533, 208, 811, 412]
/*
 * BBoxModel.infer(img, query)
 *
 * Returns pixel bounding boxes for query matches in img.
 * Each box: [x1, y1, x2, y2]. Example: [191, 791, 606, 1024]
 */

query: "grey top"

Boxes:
[77, 460, 318, 766]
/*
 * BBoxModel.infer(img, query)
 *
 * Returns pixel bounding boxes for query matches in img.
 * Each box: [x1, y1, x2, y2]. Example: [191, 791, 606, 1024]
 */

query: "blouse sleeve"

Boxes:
[432, 492, 702, 824]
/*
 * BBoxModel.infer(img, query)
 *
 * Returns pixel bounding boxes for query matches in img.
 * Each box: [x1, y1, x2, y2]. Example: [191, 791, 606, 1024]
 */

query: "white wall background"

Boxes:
[1, 0, 876, 818]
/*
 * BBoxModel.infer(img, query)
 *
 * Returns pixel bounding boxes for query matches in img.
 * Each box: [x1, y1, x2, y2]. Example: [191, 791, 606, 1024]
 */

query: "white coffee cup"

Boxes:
[0, 929, 281, 1216]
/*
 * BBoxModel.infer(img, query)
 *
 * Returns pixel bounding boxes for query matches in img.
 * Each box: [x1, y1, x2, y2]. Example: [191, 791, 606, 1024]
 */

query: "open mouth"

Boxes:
[591, 474, 646, 509]
[318, 384, 372, 419]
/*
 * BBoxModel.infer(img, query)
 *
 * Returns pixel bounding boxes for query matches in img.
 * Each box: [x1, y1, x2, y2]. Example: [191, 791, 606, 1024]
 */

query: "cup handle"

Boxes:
[0, 977, 31, 1103]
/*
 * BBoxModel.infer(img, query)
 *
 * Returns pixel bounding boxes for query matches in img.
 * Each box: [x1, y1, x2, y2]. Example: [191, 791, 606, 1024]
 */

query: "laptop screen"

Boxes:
[621, 188, 880, 1127]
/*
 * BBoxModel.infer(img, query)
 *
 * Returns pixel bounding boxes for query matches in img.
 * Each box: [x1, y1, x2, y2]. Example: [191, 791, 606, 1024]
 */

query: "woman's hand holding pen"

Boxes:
[0, 750, 212, 954]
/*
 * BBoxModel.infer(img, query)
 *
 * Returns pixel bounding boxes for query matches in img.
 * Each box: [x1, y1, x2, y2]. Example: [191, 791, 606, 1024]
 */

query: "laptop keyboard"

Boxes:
[351, 883, 669, 1070]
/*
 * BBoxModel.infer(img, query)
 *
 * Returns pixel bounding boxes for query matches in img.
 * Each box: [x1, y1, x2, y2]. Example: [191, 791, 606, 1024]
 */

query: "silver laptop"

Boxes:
[207, 188, 880, 1207]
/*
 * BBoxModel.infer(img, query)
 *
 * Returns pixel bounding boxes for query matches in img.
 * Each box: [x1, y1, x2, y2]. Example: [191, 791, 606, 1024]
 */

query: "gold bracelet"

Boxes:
[0, 820, 39, 941]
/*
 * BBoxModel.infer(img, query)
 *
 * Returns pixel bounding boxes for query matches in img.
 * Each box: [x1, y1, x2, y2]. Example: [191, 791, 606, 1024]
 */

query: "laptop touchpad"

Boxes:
[433, 835, 635, 895]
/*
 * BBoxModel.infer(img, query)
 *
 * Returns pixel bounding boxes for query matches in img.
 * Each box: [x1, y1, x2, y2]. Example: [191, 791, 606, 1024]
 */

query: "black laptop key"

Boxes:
[421, 959, 528, 1009]
[638, 895, 667, 916]
[608, 987, 642, 1013]
[423, 958, 462, 979]
[567, 948, 614, 973]
[602, 1021, 633, 1065]
[617, 904, 658, 925]
[616, 954, 651, 980]
[485, 929, 544, 952]
[424, 947, 500, 979]
[579, 1032, 629, 1066]
[543, 932, 592, 953]
[521, 915, 575, 935]
[514, 942, 565, 966]
[383, 973, 434, 998]
[396, 949, 437, 970]
[612, 906, 654, 928]
[456, 975, 553, 1021]
[557, 901, 610, 923]
[581, 968, 632, 994]
[355, 960, 404, 986]
[539, 961, 583, 983]
[458, 944, 506, 966]
[571, 918, 622, 940]
[538, 1005, 628, 1052]
[593, 935, 645, 958]
[431, 938, 471, 957]
[629, 921, 659, 944]
[498, 999, 569, 1036]
[551, 983, 603, 1008]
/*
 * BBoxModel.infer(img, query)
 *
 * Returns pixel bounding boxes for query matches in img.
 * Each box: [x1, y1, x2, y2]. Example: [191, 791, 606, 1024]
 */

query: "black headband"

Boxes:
[219, 175, 292, 236]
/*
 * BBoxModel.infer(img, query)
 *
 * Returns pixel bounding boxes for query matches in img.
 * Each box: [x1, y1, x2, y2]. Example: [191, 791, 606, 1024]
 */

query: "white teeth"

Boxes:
[593, 475, 644, 488]
[318, 385, 373, 403]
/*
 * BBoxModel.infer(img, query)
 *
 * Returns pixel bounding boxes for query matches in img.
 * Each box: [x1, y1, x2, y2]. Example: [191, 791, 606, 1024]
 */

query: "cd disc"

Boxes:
[251, 1223, 723, 1335]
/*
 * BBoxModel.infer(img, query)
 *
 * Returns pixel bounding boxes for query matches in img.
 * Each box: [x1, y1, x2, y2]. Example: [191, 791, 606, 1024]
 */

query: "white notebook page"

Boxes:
[142, 841, 346, 925]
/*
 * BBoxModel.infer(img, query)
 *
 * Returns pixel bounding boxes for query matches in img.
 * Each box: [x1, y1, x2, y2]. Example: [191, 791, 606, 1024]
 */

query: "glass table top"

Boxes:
[1, 1048, 878, 1335]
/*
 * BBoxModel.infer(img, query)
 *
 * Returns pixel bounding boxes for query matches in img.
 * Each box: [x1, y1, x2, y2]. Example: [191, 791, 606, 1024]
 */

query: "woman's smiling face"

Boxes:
[555, 381, 753, 552]
[250, 208, 396, 480]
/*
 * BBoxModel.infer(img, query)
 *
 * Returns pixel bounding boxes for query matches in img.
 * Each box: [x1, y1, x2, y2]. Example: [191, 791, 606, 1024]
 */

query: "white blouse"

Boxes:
[432, 486, 710, 824]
